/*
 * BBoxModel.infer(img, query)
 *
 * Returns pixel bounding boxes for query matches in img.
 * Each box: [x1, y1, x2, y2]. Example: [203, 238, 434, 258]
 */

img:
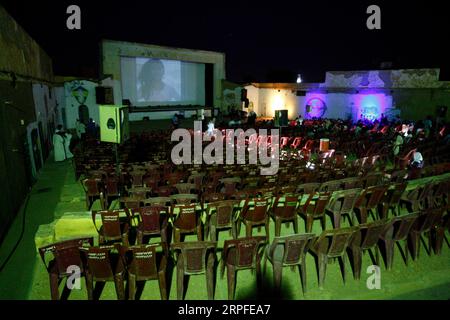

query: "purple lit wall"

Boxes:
[302, 92, 393, 122]
[351, 93, 392, 122]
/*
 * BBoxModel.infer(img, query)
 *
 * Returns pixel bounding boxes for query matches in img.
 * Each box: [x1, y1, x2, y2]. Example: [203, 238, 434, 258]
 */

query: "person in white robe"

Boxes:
[53, 126, 66, 162]
[64, 132, 74, 159]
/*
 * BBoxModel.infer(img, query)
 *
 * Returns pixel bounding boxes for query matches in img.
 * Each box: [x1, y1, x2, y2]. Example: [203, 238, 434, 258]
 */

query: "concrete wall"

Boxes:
[0, 5, 55, 242]
[101, 40, 226, 119]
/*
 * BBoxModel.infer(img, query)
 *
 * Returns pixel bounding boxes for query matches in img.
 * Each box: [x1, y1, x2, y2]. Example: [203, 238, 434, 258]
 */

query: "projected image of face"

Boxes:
[138, 59, 180, 102]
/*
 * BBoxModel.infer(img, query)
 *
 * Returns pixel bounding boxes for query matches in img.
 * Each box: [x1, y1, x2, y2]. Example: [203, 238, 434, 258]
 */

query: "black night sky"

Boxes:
[1, 0, 449, 83]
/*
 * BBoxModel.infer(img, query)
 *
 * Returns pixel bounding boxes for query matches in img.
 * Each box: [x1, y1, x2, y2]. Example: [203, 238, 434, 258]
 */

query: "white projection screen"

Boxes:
[121, 57, 205, 107]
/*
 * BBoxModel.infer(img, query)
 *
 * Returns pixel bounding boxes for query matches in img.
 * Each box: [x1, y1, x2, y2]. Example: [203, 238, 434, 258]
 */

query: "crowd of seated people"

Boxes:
[39, 115, 450, 300]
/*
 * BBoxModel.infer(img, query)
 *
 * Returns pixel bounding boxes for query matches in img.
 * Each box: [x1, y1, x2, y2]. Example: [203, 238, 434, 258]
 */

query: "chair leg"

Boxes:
[306, 216, 313, 233]
[275, 218, 282, 237]
[174, 229, 181, 243]
[49, 273, 60, 300]
[206, 268, 214, 300]
[227, 266, 236, 300]
[245, 223, 252, 237]
[333, 213, 340, 229]
[384, 240, 394, 270]
[318, 253, 328, 288]
[210, 225, 217, 242]
[137, 231, 143, 245]
[158, 270, 168, 300]
[293, 217, 299, 234]
[272, 261, 282, 291]
[339, 254, 346, 284]
[231, 223, 237, 239]
[352, 247, 362, 280]
[197, 225, 203, 241]
[177, 263, 185, 300]
[85, 273, 94, 300]
[265, 221, 270, 239]
[299, 262, 307, 294]
[128, 274, 136, 300]
[410, 231, 420, 260]
[114, 275, 126, 300]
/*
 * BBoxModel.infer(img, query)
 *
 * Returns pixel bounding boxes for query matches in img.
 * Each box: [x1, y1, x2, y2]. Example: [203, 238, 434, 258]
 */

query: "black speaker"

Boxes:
[241, 88, 247, 102]
[296, 91, 306, 96]
[437, 106, 447, 118]
[96, 86, 114, 104]
[278, 110, 288, 127]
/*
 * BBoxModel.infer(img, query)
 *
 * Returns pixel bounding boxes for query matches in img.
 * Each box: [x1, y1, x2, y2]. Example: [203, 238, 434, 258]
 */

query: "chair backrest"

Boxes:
[39, 237, 94, 275]
[389, 213, 419, 241]
[137, 205, 168, 233]
[319, 180, 342, 193]
[171, 241, 217, 274]
[385, 182, 407, 206]
[355, 220, 388, 250]
[104, 178, 119, 196]
[223, 236, 266, 268]
[328, 188, 362, 215]
[170, 193, 198, 205]
[171, 204, 199, 229]
[315, 227, 357, 258]
[83, 179, 101, 196]
[305, 192, 332, 217]
[80, 245, 116, 279]
[341, 177, 363, 190]
[175, 183, 197, 194]
[92, 210, 122, 239]
[242, 197, 270, 222]
[122, 244, 161, 277]
[364, 185, 389, 209]
[272, 195, 299, 219]
[414, 208, 446, 234]
[296, 183, 321, 196]
[201, 192, 225, 207]
[144, 197, 173, 207]
[208, 200, 239, 227]
[269, 233, 316, 265]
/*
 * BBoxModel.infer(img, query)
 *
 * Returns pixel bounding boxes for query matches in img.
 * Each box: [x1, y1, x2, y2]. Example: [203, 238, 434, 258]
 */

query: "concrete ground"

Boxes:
[0, 153, 449, 300]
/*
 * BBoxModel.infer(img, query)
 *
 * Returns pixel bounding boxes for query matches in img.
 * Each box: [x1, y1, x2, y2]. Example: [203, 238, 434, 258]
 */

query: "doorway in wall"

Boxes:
[78, 105, 89, 125]
[30, 128, 42, 172]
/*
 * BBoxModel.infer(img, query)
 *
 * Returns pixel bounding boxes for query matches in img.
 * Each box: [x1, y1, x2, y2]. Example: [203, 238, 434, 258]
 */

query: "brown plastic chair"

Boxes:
[238, 197, 271, 238]
[263, 233, 316, 294]
[171, 204, 203, 242]
[270, 195, 300, 236]
[379, 213, 419, 270]
[39, 237, 94, 300]
[434, 213, 450, 255]
[144, 196, 173, 207]
[296, 182, 321, 197]
[400, 183, 434, 213]
[221, 236, 267, 300]
[130, 205, 169, 244]
[205, 200, 240, 241]
[170, 193, 198, 205]
[79, 245, 126, 300]
[326, 188, 362, 228]
[104, 177, 120, 209]
[171, 241, 217, 300]
[175, 183, 198, 195]
[299, 192, 332, 233]
[120, 243, 168, 300]
[319, 180, 343, 193]
[409, 208, 446, 260]
[83, 178, 104, 210]
[381, 182, 407, 218]
[354, 185, 389, 223]
[310, 227, 358, 288]
[92, 210, 130, 246]
[349, 221, 388, 280]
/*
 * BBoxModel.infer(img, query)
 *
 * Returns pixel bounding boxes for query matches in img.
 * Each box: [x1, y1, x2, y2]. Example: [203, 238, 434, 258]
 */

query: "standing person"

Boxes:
[206, 118, 215, 136]
[53, 125, 66, 162]
[171, 113, 179, 129]
[75, 119, 86, 140]
[64, 131, 74, 160]
[393, 132, 404, 156]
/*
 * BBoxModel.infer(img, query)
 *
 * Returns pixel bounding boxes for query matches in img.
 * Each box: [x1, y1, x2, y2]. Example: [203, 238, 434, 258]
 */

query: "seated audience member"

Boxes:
[393, 132, 404, 156]
[410, 150, 424, 169]
[172, 113, 179, 129]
